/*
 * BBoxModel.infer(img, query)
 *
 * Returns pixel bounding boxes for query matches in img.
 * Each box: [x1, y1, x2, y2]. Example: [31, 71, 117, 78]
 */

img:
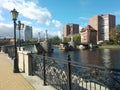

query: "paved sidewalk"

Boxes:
[0, 52, 55, 90]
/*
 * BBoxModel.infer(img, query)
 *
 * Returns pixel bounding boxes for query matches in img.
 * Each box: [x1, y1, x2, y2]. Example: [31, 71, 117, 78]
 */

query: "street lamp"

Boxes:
[45, 30, 48, 41]
[18, 20, 24, 48]
[10, 8, 19, 73]
[38, 32, 41, 42]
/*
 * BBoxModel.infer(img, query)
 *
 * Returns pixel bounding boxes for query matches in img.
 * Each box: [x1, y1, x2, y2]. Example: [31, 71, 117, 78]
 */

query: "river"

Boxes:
[48, 47, 120, 69]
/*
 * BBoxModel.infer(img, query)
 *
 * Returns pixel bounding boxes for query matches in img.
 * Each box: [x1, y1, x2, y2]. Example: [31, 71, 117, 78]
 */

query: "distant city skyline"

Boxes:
[0, 0, 120, 38]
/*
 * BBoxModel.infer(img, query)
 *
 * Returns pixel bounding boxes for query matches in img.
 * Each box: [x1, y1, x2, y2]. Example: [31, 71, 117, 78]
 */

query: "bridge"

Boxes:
[1, 44, 120, 90]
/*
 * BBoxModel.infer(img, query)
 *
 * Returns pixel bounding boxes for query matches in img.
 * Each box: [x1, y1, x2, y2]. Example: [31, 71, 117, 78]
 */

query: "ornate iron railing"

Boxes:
[1, 45, 120, 90]
[30, 53, 120, 90]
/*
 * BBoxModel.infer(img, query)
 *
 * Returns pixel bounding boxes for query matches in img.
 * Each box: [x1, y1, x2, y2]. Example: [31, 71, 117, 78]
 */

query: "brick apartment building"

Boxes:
[90, 14, 116, 42]
[63, 24, 79, 37]
[80, 25, 97, 44]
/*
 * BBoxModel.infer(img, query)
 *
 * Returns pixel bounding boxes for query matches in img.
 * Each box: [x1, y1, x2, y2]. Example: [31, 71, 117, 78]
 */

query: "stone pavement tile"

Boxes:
[21, 73, 56, 90]
[0, 53, 35, 90]
[0, 52, 56, 90]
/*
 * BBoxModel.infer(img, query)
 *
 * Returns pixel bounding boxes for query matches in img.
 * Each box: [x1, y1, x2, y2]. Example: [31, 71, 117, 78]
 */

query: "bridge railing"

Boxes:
[30, 53, 120, 90]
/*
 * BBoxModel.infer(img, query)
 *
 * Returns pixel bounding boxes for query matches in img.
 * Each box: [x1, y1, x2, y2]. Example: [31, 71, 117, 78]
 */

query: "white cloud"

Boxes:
[0, 0, 62, 38]
[0, 15, 4, 21]
[22, 20, 32, 25]
[45, 20, 51, 26]
[79, 26, 83, 30]
[80, 0, 90, 6]
[32, 26, 62, 38]
[1, 0, 62, 27]
[0, 22, 62, 39]
[48, 30, 62, 38]
[52, 19, 62, 27]
[32, 27, 43, 37]
[0, 23, 13, 38]
[0, 9, 4, 21]
[79, 17, 89, 21]
[113, 10, 120, 16]
[1, 0, 51, 25]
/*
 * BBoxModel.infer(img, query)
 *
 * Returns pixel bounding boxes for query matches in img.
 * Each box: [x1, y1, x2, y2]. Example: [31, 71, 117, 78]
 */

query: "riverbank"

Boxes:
[99, 45, 120, 49]
[53, 44, 120, 49]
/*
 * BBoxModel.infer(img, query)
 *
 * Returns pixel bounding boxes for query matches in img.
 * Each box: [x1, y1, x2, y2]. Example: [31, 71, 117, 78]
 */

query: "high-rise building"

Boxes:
[63, 24, 79, 37]
[90, 14, 116, 41]
[23, 25, 33, 41]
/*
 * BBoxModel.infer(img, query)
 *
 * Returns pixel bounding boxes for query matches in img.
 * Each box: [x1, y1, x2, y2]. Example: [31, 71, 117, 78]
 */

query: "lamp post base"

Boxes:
[13, 58, 19, 73]
[13, 69, 19, 73]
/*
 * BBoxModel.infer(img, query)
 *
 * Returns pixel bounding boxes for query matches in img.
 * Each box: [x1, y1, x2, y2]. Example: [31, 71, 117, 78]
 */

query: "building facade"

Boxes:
[90, 14, 116, 41]
[80, 25, 97, 44]
[63, 24, 79, 37]
[23, 25, 33, 41]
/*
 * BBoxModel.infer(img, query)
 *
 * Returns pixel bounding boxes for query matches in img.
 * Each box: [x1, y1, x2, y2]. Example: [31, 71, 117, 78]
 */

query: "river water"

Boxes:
[49, 47, 120, 69]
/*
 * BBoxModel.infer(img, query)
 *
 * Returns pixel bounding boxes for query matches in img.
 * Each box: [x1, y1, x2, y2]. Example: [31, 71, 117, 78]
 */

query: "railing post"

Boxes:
[67, 54, 71, 90]
[43, 52, 47, 85]
[30, 52, 34, 75]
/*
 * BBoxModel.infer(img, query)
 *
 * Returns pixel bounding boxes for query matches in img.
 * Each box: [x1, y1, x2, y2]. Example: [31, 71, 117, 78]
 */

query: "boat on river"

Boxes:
[59, 42, 73, 51]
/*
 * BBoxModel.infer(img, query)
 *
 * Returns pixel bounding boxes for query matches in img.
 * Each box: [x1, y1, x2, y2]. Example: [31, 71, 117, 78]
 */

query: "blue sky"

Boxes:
[0, 0, 120, 38]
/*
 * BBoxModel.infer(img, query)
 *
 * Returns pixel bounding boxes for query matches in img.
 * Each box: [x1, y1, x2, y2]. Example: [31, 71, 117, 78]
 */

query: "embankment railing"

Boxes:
[30, 53, 120, 90]
[1, 45, 120, 90]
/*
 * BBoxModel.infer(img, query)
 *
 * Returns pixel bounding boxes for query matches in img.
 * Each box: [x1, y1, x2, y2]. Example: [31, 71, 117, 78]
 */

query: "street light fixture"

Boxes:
[18, 21, 24, 48]
[10, 8, 19, 73]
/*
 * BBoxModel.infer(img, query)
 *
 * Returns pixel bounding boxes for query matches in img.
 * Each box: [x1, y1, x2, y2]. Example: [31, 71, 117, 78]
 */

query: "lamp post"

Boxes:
[10, 8, 19, 73]
[45, 30, 48, 41]
[38, 32, 41, 42]
[18, 21, 24, 48]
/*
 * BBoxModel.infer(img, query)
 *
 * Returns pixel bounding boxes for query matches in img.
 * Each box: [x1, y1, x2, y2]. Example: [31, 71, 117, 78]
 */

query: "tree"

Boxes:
[110, 25, 120, 44]
[49, 36, 61, 45]
[116, 31, 120, 43]
[116, 24, 120, 31]
[73, 35, 81, 43]
[64, 37, 70, 42]
[110, 28, 117, 42]
[116, 24, 120, 43]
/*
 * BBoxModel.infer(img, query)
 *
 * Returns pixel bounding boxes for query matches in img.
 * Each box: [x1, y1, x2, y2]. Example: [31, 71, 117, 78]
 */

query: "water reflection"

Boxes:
[49, 47, 120, 69]
[102, 49, 111, 68]
[80, 49, 102, 65]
